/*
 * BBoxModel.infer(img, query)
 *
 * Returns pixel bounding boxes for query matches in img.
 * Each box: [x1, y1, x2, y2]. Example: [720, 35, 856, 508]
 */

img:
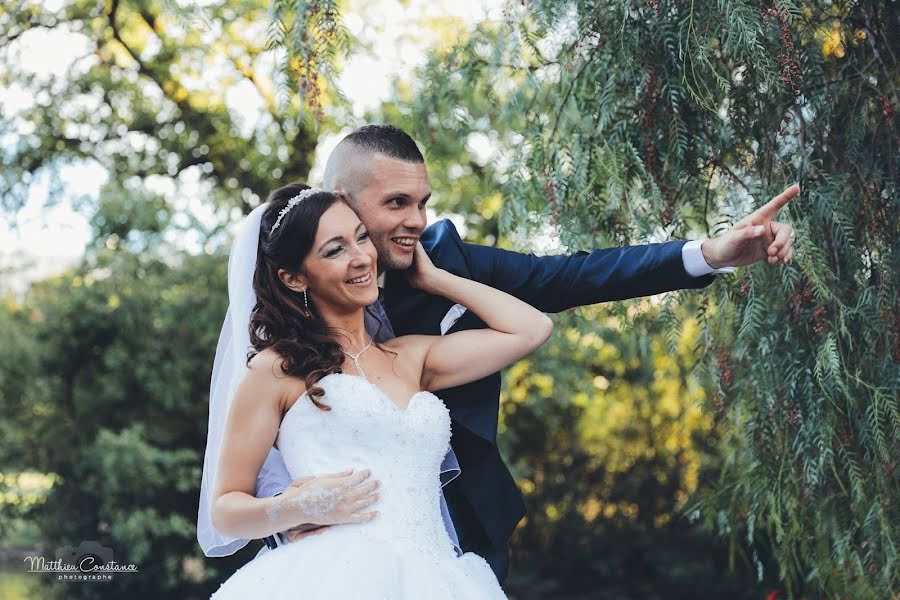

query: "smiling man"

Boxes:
[257, 124, 796, 582]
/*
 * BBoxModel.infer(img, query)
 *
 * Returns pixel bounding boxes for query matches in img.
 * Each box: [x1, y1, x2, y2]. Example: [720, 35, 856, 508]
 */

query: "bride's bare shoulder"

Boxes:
[245, 348, 306, 403]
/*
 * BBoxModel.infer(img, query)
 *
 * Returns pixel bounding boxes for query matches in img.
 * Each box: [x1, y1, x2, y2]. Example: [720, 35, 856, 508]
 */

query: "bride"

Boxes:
[197, 182, 552, 598]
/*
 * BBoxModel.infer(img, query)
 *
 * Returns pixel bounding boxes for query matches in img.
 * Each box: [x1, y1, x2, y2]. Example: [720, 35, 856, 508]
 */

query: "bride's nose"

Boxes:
[348, 243, 373, 267]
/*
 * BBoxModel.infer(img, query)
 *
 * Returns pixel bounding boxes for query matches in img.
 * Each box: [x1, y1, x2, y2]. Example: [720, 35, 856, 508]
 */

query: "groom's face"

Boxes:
[349, 154, 430, 271]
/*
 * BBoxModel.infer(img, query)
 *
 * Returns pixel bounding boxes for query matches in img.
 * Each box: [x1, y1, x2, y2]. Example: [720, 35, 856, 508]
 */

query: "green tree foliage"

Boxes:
[362, 1, 897, 597]
[497, 307, 780, 599]
[0, 241, 262, 598]
[0, 0, 318, 215]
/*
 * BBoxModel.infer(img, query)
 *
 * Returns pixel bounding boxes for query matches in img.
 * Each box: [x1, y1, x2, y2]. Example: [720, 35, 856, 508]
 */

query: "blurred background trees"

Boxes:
[1, 0, 896, 599]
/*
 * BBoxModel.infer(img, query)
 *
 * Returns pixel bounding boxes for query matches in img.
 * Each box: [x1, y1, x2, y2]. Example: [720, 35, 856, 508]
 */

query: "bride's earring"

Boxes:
[303, 289, 310, 315]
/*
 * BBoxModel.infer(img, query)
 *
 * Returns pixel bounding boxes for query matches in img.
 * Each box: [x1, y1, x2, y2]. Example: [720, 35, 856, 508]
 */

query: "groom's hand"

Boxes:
[283, 523, 331, 543]
[702, 183, 798, 268]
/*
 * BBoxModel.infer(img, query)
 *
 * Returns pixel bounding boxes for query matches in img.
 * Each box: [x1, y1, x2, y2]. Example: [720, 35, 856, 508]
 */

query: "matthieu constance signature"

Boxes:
[24, 541, 138, 581]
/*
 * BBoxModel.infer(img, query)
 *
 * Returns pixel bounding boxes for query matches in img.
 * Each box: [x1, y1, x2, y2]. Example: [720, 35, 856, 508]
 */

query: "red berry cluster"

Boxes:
[716, 347, 733, 387]
[298, 70, 322, 119]
[713, 390, 726, 413]
[544, 178, 557, 206]
[878, 94, 895, 118]
[662, 205, 674, 225]
[738, 274, 753, 298]
[787, 282, 815, 324]
[812, 306, 828, 333]
[763, 399, 793, 431]
[781, 399, 802, 425]
[763, 7, 802, 96]
[641, 69, 661, 129]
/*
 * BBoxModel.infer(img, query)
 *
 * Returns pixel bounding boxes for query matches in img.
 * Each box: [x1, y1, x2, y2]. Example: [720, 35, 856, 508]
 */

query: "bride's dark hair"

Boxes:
[248, 182, 347, 410]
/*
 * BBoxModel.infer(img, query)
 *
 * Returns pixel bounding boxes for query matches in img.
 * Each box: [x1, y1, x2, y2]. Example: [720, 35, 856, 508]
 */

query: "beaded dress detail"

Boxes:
[211, 373, 506, 599]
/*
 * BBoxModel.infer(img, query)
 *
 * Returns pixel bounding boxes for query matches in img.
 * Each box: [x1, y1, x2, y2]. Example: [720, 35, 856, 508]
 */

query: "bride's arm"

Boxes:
[211, 354, 379, 540]
[407, 244, 553, 392]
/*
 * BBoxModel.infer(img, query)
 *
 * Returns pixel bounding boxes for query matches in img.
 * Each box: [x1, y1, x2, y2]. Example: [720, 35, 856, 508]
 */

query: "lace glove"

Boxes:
[266, 468, 380, 529]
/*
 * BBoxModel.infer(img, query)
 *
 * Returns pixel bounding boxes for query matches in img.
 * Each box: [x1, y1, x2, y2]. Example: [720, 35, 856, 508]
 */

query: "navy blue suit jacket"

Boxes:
[382, 219, 716, 577]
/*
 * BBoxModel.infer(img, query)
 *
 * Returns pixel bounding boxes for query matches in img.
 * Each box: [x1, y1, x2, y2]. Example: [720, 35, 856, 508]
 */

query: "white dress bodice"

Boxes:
[274, 373, 458, 559]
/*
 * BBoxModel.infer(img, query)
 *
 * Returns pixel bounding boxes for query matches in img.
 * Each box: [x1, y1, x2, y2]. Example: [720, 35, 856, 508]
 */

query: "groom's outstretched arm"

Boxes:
[465, 238, 713, 312]
[424, 184, 798, 313]
[423, 221, 715, 313]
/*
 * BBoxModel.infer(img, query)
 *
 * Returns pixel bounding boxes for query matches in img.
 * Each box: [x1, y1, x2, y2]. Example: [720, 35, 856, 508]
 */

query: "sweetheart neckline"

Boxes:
[280, 373, 431, 426]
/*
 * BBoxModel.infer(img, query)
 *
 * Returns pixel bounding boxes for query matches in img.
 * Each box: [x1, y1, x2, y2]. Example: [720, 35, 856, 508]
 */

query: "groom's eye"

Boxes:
[390, 197, 404, 207]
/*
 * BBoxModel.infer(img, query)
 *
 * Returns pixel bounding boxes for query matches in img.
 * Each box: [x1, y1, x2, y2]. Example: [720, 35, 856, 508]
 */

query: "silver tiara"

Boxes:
[269, 188, 323, 235]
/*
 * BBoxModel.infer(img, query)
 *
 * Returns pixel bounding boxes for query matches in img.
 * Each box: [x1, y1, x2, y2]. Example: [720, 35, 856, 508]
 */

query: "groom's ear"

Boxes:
[277, 268, 308, 294]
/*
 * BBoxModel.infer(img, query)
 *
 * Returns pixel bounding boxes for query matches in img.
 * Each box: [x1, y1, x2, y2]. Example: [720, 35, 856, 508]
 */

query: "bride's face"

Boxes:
[301, 201, 379, 312]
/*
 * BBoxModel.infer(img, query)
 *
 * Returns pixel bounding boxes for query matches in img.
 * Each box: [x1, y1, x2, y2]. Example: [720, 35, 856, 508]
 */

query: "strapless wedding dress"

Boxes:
[211, 373, 506, 599]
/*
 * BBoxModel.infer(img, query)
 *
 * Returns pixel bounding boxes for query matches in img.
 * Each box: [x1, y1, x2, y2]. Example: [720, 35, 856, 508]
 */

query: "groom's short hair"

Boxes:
[342, 124, 424, 163]
[323, 124, 424, 196]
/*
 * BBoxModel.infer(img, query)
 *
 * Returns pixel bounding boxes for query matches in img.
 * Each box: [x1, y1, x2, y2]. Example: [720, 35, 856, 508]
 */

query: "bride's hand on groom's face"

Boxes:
[407, 242, 445, 293]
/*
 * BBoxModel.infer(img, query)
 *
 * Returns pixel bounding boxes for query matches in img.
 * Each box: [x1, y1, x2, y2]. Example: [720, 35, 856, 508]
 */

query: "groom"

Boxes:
[260, 124, 796, 581]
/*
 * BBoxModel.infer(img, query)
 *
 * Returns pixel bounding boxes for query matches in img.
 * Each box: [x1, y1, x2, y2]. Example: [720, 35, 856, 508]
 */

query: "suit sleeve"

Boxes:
[462, 238, 716, 313]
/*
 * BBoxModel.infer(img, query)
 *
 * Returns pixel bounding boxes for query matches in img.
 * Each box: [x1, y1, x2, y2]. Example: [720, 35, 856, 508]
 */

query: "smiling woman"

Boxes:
[248, 184, 376, 411]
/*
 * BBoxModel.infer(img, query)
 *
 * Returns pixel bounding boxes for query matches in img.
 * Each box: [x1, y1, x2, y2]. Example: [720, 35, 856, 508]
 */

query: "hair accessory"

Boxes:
[269, 188, 323, 235]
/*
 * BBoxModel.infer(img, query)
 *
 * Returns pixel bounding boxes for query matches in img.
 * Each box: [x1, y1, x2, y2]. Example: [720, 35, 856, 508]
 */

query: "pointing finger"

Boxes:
[754, 184, 799, 221]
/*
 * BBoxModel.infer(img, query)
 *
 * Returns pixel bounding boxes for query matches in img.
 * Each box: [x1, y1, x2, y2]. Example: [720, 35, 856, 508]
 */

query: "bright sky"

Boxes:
[0, 0, 504, 290]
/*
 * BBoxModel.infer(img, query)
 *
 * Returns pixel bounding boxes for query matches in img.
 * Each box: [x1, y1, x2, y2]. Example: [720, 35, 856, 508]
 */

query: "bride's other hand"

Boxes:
[274, 468, 381, 527]
[407, 242, 446, 294]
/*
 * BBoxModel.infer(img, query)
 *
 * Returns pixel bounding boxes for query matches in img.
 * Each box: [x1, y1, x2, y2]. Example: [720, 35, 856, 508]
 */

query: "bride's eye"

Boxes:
[358, 231, 370, 242]
[325, 245, 343, 257]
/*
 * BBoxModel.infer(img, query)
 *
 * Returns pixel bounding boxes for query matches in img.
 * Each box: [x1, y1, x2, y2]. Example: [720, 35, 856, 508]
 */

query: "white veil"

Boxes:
[197, 203, 267, 557]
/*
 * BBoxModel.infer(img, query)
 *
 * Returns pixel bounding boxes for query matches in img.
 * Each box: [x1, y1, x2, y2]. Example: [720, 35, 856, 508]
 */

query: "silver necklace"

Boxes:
[341, 337, 373, 381]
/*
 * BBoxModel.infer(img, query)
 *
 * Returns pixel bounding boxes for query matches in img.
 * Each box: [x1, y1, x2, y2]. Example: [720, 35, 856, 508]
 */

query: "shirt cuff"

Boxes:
[682, 239, 737, 277]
